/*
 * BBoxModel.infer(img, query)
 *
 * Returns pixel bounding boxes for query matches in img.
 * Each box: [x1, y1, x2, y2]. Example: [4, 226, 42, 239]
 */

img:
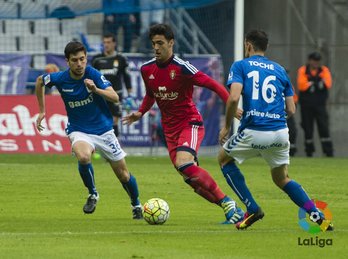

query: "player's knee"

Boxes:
[77, 153, 91, 164]
[113, 167, 130, 182]
[271, 165, 289, 188]
[218, 148, 231, 167]
[176, 162, 194, 173]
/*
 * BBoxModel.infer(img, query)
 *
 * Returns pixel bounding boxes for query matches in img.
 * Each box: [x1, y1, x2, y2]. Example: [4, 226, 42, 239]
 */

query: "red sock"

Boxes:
[181, 164, 225, 203]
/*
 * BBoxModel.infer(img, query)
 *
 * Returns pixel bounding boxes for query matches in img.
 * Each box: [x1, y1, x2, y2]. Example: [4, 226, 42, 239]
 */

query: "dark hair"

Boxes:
[308, 51, 321, 61]
[64, 41, 86, 59]
[149, 24, 174, 41]
[103, 32, 116, 42]
[245, 30, 268, 52]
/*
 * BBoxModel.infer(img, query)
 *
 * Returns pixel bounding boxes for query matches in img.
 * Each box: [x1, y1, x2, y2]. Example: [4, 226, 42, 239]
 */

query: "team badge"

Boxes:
[113, 60, 119, 67]
[170, 70, 176, 80]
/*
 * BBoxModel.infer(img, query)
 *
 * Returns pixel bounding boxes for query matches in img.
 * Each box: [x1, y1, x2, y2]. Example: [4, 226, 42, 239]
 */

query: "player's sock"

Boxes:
[177, 162, 225, 204]
[221, 161, 259, 213]
[113, 125, 119, 137]
[282, 180, 316, 213]
[78, 162, 97, 195]
[122, 174, 141, 206]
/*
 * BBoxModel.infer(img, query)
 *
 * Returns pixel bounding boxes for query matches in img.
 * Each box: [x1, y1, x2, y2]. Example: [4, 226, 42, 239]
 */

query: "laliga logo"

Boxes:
[298, 200, 332, 234]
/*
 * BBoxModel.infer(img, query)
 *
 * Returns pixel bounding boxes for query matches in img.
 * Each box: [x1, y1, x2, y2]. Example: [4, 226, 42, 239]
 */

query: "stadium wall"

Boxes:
[244, 0, 348, 157]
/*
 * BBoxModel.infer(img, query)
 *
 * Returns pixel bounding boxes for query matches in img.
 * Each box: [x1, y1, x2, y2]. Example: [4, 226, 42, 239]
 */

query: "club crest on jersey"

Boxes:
[113, 60, 119, 67]
[170, 70, 176, 80]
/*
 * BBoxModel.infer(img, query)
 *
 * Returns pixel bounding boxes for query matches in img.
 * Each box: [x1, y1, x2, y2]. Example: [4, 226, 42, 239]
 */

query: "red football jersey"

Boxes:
[139, 55, 229, 133]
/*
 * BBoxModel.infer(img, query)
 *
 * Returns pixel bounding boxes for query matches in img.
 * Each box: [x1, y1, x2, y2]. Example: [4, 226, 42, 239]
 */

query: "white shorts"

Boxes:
[223, 128, 290, 169]
[68, 130, 126, 162]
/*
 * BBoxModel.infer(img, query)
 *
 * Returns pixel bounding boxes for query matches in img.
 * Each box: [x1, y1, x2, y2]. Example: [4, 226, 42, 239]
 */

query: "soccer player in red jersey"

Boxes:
[122, 24, 244, 223]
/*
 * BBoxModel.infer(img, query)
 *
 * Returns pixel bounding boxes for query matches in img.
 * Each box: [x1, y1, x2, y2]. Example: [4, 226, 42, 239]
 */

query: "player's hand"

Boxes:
[219, 126, 230, 145]
[36, 112, 45, 132]
[122, 112, 142, 125]
[84, 79, 97, 93]
[235, 108, 243, 120]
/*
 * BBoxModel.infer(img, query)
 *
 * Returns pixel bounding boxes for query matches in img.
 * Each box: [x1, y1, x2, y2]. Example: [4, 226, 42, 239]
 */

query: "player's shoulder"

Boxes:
[172, 55, 198, 75]
[141, 58, 156, 72]
[85, 65, 102, 77]
[42, 70, 66, 86]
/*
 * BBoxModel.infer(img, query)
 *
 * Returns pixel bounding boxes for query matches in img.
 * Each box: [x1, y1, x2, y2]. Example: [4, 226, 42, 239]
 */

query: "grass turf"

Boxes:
[0, 154, 347, 258]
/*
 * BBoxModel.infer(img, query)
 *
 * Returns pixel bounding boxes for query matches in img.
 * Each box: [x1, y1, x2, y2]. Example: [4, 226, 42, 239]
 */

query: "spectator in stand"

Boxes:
[102, 0, 138, 53]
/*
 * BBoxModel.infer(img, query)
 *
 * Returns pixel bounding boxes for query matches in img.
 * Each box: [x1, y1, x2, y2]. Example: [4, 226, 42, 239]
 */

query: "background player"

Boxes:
[218, 30, 333, 230]
[122, 24, 244, 224]
[92, 33, 133, 137]
[35, 41, 142, 219]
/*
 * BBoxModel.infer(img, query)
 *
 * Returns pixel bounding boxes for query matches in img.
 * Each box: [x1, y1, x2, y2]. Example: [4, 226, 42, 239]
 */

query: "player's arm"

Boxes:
[84, 78, 119, 103]
[35, 75, 46, 132]
[285, 96, 296, 118]
[220, 82, 243, 137]
[192, 71, 229, 103]
[122, 69, 155, 125]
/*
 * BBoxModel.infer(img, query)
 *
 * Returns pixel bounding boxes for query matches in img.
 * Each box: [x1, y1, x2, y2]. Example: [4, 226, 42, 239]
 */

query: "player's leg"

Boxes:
[109, 159, 142, 219]
[271, 165, 333, 230]
[172, 123, 243, 223]
[218, 149, 260, 214]
[265, 128, 333, 230]
[69, 132, 99, 214]
[97, 130, 142, 219]
[219, 130, 263, 229]
[315, 105, 334, 157]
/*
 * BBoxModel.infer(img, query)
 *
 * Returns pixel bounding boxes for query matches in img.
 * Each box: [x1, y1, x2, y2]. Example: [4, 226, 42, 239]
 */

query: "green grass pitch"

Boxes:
[0, 154, 347, 258]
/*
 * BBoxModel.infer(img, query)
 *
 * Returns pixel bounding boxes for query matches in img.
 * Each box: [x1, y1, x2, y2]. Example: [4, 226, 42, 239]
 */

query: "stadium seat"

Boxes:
[35, 19, 61, 36]
[0, 2, 18, 19]
[47, 35, 74, 53]
[5, 19, 30, 36]
[19, 36, 46, 53]
[19, 2, 47, 19]
[60, 17, 87, 36]
[0, 35, 19, 52]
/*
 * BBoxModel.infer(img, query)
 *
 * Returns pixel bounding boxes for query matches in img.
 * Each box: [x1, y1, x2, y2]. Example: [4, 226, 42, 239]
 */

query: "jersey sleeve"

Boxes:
[138, 67, 155, 115]
[42, 72, 60, 88]
[226, 61, 244, 87]
[283, 71, 294, 97]
[191, 71, 229, 103]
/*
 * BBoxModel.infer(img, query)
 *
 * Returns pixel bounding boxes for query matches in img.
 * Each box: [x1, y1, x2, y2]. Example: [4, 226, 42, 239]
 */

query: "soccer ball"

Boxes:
[143, 198, 170, 225]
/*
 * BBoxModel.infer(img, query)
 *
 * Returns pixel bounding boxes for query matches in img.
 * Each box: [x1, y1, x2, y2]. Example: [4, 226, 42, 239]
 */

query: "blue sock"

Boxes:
[283, 180, 316, 213]
[221, 161, 259, 213]
[122, 174, 140, 206]
[78, 162, 97, 195]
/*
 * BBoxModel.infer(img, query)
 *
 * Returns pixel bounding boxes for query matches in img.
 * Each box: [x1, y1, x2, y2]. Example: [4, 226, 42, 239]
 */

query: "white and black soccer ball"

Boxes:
[143, 198, 170, 225]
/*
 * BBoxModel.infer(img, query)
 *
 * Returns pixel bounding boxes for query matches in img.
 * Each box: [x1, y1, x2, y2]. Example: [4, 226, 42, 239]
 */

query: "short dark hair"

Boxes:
[149, 24, 174, 41]
[245, 30, 268, 52]
[103, 32, 116, 42]
[64, 41, 86, 59]
[308, 51, 321, 61]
